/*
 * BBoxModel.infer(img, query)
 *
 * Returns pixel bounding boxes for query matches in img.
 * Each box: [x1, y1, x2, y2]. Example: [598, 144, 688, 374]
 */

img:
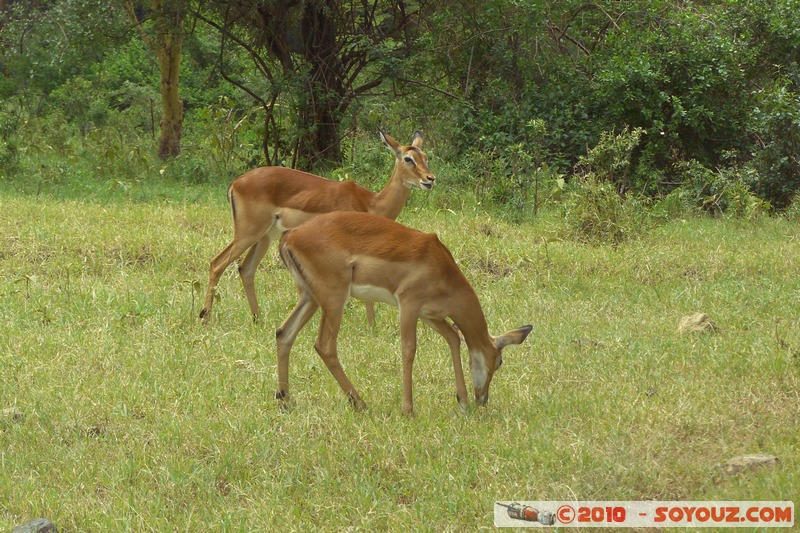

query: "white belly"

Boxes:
[350, 284, 398, 306]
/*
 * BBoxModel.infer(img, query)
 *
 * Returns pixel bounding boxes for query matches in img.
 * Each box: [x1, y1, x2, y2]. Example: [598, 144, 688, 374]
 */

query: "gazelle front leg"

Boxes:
[399, 308, 421, 416]
[423, 318, 468, 412]
[365, 301, 376, 327]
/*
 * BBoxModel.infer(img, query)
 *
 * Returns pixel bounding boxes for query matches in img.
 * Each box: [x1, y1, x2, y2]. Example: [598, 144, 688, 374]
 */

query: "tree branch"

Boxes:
[193, 9, 275, 85]
[395, 77, 472, 107]
[121, 0, 156, 53]
[547, 2, 624, 56]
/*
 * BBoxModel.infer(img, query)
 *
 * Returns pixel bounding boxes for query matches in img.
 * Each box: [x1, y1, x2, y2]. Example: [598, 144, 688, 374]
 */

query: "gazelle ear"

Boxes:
[493, 325, 533, 350]
[379, 130, 402, 157]
[411, 131, 424, 150]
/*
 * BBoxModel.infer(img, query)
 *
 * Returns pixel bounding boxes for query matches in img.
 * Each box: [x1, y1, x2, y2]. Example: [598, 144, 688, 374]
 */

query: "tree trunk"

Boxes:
[123, 0, 185, 159]
[298, 83, 342, 168]
[297, 0, 343, 168]
[156, 21, 183, 159]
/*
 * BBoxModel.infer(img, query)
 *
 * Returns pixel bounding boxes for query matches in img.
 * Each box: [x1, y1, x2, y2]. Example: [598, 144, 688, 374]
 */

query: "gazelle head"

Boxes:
[380, 130, 436, 190]
[471, 325, 533, 405]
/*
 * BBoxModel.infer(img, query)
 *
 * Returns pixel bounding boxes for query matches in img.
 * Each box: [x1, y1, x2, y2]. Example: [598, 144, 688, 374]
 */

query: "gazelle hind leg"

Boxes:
[275, 292, 319, 402]
[201, 236, 259, 324]
[315, 293, 366, 410]
[238, 234, 272, 322]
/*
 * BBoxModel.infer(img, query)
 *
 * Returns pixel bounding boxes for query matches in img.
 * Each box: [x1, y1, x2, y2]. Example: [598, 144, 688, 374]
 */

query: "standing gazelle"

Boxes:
[276, 211, 532, 414]
[200, 130, 435, 325]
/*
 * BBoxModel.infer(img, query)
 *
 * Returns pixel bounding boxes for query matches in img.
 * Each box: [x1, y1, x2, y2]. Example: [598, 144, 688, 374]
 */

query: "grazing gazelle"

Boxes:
[200, 130, 435, 325]
[276, 211, 532, 415]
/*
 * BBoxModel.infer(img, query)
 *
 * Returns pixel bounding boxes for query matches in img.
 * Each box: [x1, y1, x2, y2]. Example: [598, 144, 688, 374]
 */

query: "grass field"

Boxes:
[1, 186, 798, 531]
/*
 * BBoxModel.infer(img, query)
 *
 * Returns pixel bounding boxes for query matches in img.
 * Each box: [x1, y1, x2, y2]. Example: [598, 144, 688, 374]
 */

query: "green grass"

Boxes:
[1, 189, 798, 531]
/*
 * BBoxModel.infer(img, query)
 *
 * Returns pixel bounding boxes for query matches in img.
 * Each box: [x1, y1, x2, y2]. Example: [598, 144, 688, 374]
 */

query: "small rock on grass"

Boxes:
[11, 518, 58, 533]
[721, 454, 779, 476]
[679, 313, 719, 334]
[2, 407, 24, 422]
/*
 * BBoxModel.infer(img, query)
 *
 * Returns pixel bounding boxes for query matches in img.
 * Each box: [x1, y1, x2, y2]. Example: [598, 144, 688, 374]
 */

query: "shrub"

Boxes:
[565, 127, 649, 244]
[161, 151, 217, 185]
[566, 174, 629, 244]
[723, 178, 772, 220]
[653, 187, 699, 219]
[457, 118, 556, 220]
[783, 194, 800, 222]
[574, 126, 644, 194]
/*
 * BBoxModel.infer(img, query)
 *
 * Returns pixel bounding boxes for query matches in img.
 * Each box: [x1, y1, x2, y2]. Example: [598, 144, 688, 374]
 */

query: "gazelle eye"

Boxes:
[403, 156, 415, 164]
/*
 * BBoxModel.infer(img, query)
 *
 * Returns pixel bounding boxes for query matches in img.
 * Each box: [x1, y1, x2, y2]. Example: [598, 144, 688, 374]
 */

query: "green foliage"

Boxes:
[189, 97, 263, 179]
[653, 187, 699, 219]
[4, 0, 800, 212]
[782, 193, 800, 222]
[592, 5, 753, 171]
[458, 119, 563, 220]
[724, 179, 772, 220]
[0, 0, 127, 105]
[47, 76, 111, 135]
[422, 0, 800, 208]
[160, 151, 217, 185]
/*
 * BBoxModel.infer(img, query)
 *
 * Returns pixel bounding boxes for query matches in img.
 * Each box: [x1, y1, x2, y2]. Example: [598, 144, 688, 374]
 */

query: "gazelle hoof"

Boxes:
[347, 391, 366, 411]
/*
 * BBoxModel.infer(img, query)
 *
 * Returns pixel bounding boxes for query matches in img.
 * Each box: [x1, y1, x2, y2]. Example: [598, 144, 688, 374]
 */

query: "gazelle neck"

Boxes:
[372, 162, 412, 220]
[450, 292, 497, 394]
[451, 291, 495, 355]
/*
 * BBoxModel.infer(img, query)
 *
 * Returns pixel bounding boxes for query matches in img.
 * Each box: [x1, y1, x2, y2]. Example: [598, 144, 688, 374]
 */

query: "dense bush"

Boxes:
[423, 0, 800, 210]
[749, 82, 800, 207]
[670, 159, 771, 217]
